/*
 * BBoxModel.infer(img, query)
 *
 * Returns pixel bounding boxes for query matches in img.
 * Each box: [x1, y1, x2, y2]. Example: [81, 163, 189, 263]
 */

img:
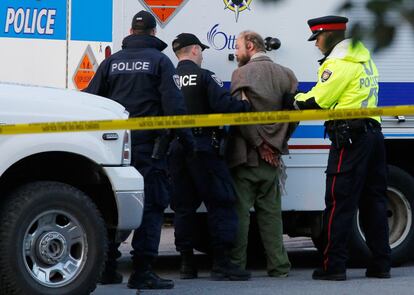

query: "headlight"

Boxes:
[122, 130, 131, 165]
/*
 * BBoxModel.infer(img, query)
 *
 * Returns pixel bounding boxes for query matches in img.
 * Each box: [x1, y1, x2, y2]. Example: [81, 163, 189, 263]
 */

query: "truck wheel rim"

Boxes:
[357, 186, 412, 249]
[22, 210, 88, 288]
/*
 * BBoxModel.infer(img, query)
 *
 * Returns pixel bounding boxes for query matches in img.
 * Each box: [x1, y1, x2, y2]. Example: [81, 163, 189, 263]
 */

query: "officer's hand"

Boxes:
[282, 92, 296, 110]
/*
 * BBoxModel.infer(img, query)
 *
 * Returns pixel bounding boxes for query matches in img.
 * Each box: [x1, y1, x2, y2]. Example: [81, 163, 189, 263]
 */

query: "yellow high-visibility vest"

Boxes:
[295, 39, 380, 122]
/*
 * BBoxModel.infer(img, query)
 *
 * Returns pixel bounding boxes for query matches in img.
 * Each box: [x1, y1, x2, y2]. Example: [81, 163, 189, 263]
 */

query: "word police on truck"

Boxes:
[5, 7, 57, 35]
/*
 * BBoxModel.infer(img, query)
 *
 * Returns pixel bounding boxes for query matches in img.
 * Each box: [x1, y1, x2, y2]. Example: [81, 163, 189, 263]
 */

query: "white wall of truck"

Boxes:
[1, 0, 414, 265]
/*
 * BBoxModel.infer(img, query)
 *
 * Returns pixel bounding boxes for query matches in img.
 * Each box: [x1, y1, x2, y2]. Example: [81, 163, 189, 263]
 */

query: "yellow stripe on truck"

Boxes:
[0, 105, 413, 135]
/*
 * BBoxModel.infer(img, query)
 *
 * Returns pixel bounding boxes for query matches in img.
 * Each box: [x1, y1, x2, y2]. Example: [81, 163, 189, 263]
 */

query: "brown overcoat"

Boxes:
[226, 54, 298, 168]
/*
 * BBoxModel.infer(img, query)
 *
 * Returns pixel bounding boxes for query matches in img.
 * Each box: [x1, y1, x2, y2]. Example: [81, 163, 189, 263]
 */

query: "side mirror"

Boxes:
[264, 37, 281, 51]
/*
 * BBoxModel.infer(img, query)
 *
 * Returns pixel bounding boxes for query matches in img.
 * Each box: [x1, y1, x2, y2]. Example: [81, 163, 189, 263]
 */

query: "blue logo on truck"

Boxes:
[207, 24, 236, 51]
[0, 0, 66, 40]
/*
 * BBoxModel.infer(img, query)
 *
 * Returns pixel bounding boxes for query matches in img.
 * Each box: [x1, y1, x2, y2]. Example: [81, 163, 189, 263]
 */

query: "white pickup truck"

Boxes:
[0, 83, 144, 295]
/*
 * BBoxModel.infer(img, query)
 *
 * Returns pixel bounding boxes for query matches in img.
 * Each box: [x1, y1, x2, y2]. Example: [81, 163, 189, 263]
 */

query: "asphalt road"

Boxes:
[92, 227, 414, 295]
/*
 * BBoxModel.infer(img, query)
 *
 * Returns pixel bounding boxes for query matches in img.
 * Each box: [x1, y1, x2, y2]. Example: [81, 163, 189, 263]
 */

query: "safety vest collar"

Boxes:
[327, 39, 371, 63]
[327, 39, 351, 60]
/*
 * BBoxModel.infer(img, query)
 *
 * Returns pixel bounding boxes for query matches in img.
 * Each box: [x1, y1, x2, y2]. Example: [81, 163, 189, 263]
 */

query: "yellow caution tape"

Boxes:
[0, 105, 414, 135]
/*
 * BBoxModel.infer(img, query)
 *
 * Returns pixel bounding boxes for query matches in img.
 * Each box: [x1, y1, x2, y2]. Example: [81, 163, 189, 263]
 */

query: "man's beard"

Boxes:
[237, 54, 250, 67]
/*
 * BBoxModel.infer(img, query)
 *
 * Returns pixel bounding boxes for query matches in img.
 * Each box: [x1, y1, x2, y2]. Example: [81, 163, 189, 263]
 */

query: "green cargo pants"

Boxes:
[230, 159, 291, 276]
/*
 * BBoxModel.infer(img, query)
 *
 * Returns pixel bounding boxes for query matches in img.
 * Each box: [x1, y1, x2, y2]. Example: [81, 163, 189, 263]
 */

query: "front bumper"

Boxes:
[103, 166, 145, 230]
[115, 191, 144, 229]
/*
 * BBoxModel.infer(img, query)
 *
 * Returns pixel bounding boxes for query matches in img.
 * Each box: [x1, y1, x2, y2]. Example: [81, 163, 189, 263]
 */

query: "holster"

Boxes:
[152, 131, 174, 159]
[192, 127, 228, 156]
[324, 120, 353, 149]
[324, 119, 377, 149]
[212, 127, 228, 157]
[218, 135, 228, 157]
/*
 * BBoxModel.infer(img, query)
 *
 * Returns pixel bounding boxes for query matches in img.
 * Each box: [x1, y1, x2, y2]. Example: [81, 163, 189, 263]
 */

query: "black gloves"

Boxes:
[282, 92, 297, 110]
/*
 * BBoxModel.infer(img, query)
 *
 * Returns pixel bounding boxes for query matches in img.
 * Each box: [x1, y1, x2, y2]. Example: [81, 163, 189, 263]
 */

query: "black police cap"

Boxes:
[131, 10, 156, 30]
[172, 33, 210, 52]
[307, 15, 348, 41]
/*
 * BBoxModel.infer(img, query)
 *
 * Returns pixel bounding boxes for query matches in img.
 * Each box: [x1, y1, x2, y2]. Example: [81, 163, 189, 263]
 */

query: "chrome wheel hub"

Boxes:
[23, 210, 88, 288]
[37, 232, 67, 265]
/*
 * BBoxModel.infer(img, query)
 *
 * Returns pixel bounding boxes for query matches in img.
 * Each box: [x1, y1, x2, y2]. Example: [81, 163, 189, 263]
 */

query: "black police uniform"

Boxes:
[169, 59, 250, 276]
[322, 119, 390, 276]
[85, 34, 193, 273]
[288, 16, 391, 280]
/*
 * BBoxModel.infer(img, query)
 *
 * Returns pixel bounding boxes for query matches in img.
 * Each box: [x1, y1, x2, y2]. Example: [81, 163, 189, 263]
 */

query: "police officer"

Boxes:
[285, 16, 391, 280]
[169, 33, 251, 280]
[85, 11, 193, 290]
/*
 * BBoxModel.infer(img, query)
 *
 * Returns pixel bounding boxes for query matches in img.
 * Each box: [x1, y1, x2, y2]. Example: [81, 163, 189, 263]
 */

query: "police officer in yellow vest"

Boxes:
[285, 15, 391, 281]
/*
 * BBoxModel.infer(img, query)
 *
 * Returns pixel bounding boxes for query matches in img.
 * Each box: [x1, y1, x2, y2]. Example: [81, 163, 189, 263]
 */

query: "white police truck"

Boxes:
[1, 0, 413, 270]
[0, 82, 144, 295]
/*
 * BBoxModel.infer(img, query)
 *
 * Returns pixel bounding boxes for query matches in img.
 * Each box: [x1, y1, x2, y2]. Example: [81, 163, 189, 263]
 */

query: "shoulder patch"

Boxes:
[173, 74, 181, 90]
[321, 69, 333, 82]
[211, 74, 224, 87]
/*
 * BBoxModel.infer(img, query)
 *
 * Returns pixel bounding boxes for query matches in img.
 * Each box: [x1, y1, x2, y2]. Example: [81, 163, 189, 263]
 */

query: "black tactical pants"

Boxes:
[104, 145, 170, 272]
[322, 122, 391, 273]
[169, 140, 238, 253]
[130, 147, 170, 263]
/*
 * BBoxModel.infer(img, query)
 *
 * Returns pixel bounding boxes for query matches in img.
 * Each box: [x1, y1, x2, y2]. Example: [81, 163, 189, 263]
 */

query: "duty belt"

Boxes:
[324, 118, 381, 149]
[192, 127, 220, 137]
[192, 127, 227, 154]
[350, 118, 381, 131]
[325, 118, 381, 133]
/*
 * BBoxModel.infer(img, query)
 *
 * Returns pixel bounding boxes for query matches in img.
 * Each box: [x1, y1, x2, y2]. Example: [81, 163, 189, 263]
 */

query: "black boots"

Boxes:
[366, 261, 391, 279]
[312, 268, 347, 281]
[366, 268, 391, 279]
[127, 270, 174, 289]
[211, 261, 251, 281]
[179, 249, 250, 281]
[99, 268, 123, 285]
[180, 251, 198, 279]
[127, 255, 174, 290]
[98, 256, 123, 285]
[211, 249, 251, 281]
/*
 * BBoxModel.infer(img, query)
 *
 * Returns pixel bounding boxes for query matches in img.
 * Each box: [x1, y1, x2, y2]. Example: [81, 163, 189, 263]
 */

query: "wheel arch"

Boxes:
[0, 151, 118, 228]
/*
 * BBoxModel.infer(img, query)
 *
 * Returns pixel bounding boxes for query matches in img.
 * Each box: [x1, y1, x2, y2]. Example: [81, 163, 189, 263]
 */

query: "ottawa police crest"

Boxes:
[223, 0, 253, 22]
[321, 69, 333, 83]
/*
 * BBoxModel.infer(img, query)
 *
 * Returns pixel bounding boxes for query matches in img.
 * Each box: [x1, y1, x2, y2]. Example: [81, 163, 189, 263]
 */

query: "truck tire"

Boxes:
[0, 181, 107, 295]
[348, 165, 414, 266]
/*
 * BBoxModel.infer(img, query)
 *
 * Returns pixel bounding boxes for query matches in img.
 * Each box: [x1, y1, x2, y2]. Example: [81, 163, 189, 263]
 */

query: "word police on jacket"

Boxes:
[110, 60, 151, 74]
[179, 74, 197, 87]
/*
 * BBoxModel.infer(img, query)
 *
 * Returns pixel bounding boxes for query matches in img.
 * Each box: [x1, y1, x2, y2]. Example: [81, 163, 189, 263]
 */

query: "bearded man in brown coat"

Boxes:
[227, 31, 298, 277]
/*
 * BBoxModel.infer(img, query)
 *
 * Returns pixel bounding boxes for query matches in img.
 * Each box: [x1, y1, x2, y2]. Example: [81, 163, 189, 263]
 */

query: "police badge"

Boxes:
[173, 74, 181, 90]
[211, 74, 224, 87]
[321, 69, 332, 82]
